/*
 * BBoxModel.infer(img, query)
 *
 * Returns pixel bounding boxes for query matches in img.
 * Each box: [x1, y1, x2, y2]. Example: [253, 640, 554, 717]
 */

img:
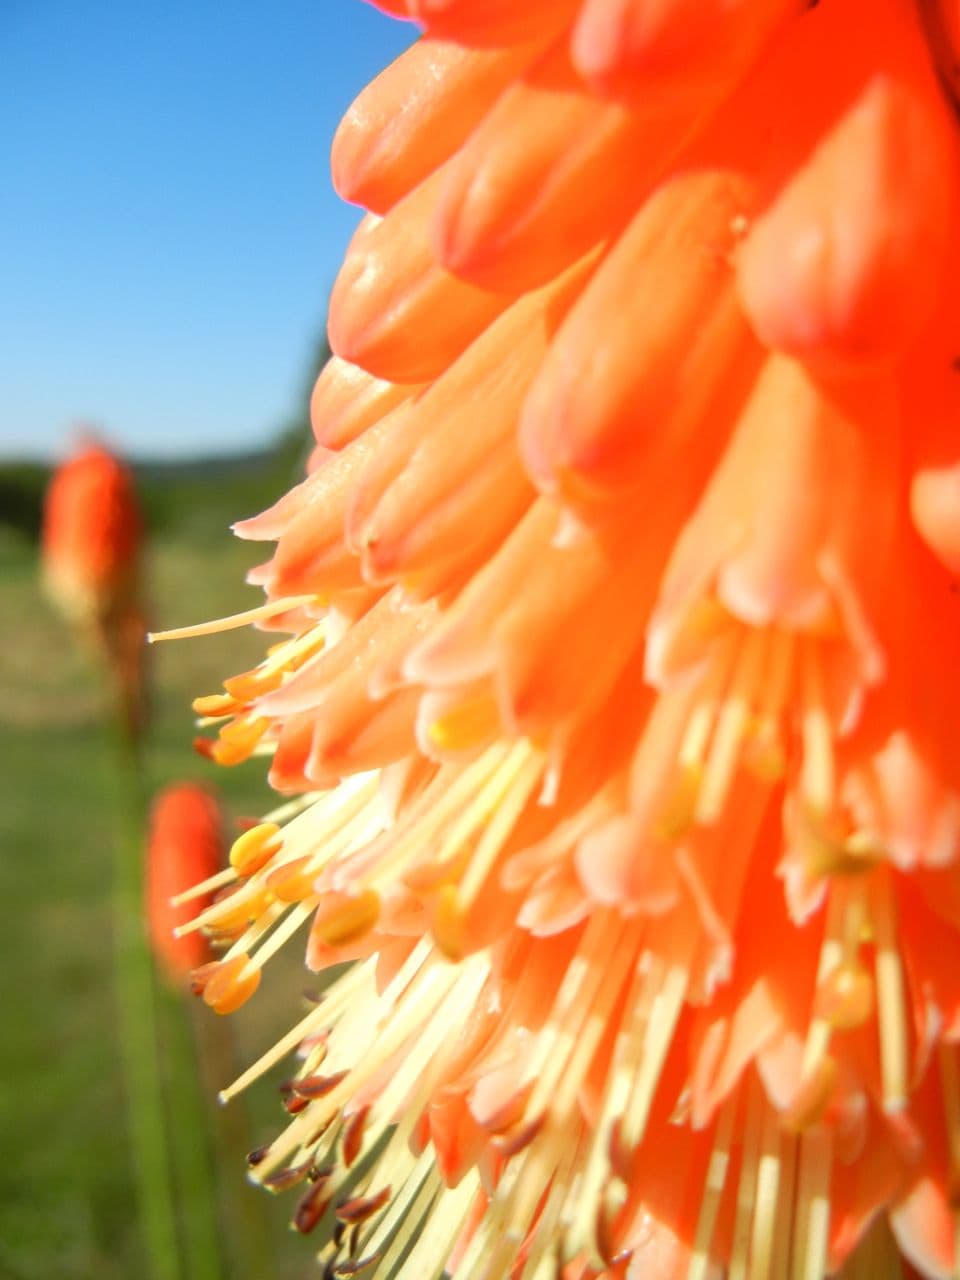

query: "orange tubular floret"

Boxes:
[177, 3, 960, 1278]
[327, 172, 513, 384]
[332, 37, 543, 215]
[519, 168, 760, 502]
[738, 64, 957, 370]
[431, 40, 700, 292]
[310, 356, 425, 452]
[349, 258, 595, 592]
[570, 0, 800, 107]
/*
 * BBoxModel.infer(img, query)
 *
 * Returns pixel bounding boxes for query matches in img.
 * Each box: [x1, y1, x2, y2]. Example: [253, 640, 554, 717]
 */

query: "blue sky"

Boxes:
[0, 0, 416, 460]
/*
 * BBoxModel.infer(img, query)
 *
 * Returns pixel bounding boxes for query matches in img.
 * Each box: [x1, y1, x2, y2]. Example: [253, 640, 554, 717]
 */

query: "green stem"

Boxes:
[110, 728, 183, 1280]
[190, 999, 275, 1280]
[159, 987, 224, 1280]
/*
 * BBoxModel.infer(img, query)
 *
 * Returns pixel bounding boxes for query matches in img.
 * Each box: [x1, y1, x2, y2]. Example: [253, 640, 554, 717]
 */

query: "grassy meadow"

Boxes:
[0, 451, 324, 1279]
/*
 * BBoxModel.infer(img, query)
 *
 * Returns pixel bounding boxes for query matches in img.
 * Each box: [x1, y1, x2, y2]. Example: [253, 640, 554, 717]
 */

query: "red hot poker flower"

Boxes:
[167, 3, 960, 1277]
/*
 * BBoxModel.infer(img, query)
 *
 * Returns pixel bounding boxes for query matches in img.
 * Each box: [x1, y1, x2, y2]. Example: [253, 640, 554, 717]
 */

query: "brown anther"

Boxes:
[293, 1178, 332, 1235]
[246, 1144, 270, 1168]
[189, 960, 220, 997]
[334, 1186, 391, 1224]
[335, 1257, 380, 1277]
[491, 1113, 545, 1158]
[292, 1070, 350, 1099]
[608, 1118, 635, 1184]
[261, 1160, 314, 1193]
[596, 1199, 618, 1269]
[342, 1105, 370, 1168]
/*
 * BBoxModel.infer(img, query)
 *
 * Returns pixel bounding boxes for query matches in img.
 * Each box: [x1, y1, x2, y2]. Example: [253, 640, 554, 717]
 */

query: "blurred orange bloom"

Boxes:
[42, 438, 148, 733]
[42, 439, 142, 626]
[147, 783, 224, 985]
[178, 3, 960, 1276]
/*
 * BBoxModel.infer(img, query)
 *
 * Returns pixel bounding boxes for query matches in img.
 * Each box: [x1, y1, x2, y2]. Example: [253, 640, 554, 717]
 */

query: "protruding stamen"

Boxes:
[799, 640, 835, 815]
[745, 629, 795, 781]
[770, 1131, 798, 1279]
[697, 628, 768, 824]
[148, 594, 316, 643]
[728, 1077, 765, 1280]
[620, 954, 689, 1149]
[170, 866, 236, 906]
[219, 960, 375, 1104]
[678, 631, 739, 775]
[791, 1128, 832, 1280]
[870, 874, 908, 1112]
[747, 1094, 783, 1280]
[688, 1096, 738, 1280]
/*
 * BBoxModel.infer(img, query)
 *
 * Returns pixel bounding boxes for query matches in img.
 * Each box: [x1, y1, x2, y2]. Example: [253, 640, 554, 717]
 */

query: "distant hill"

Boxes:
[0, 423, 311, 545]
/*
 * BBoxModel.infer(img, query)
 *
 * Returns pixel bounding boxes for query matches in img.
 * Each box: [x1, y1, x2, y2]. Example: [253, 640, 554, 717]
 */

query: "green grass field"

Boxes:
[0, 479, 324, 1279]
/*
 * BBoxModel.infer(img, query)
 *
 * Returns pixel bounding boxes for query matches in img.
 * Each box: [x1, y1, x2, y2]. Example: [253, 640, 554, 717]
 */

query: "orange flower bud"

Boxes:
[146, 783, 224, 985]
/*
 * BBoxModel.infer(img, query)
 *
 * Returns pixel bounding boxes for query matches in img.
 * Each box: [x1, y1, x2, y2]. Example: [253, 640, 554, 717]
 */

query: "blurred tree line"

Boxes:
[0, 334, 329, 544]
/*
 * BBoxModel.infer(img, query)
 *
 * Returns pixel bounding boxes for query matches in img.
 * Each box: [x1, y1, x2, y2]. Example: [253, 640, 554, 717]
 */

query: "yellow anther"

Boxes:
[813, 961, 874, 1030]
[230, 822, 282, 877]
[192, 692, 242, 718]
[431, 885, 467, 962]
[199, 954, 261, 1015]
[427, 693, 499, 753]
[211, 717, 269, 765]
[222, 668, 284, 701]
[265, 856, 317, 903]
[310, 889, 381, 947]
[655, 765, 701, 840]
